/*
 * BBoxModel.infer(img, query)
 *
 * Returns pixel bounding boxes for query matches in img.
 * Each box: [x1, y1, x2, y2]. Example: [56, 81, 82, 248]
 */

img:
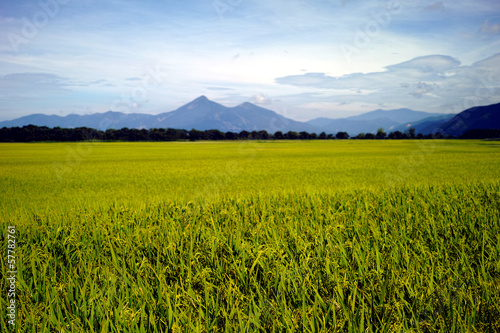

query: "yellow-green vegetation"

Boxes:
[1, 140, 499, 332]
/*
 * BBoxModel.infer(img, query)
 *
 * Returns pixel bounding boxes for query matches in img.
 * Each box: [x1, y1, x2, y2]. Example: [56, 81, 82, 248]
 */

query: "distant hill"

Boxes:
[436, 102, 500, 136]
[307, 109, 444, 135]
[9, 97, 498, 136]
[394, 114, 455, 135]
[347, 108, 442, 123]
[0, 96, 317, 133]
[0, 111, 155, 130]
[306, 117, 401, 136]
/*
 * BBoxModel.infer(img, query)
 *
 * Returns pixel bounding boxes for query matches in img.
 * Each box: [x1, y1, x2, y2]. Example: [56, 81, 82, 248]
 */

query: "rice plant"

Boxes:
[1, 140, 499, 332]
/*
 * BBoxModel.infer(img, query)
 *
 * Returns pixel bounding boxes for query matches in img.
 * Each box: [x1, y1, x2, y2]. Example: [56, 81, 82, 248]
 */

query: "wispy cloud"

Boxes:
[479, 19, 500, 35]
[425, 2, 446, 13]
[206, 87, 234, 91]
[276, 53, 500, 115]
[0, 73, 71, 99]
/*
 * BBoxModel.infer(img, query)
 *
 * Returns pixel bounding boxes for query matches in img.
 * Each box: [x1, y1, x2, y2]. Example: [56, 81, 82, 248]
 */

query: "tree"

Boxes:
[206, 129, 225, 140]
[239, 130, 250, 139]
[256, 130, 269, 140]
[299, 131, 310, 140]
[460, 129, 500, 139]
[189, 129, 203, 141]
[388, 131, 405, 139]
[274, 131, 284, 140]
[376, 128, 386, 139]
[319, 132, 327, 139]
[225, 131, 238, 140]
[149, 128, 165, 141]
[365, 133, 375, 139]
[408, 127, 416, 139]
[285, 131, 299, 140]
[165, 128, 181, 141]
[355, 133, 366, 139]
[336, 131, 349, 139]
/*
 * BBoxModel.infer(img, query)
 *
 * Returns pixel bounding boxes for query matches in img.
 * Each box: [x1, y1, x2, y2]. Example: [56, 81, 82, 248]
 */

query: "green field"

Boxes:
[1, 140, 500, 332]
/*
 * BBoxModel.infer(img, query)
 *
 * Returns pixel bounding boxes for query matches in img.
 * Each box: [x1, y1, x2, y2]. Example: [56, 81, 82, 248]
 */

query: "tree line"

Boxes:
[0, 125, 496, 142]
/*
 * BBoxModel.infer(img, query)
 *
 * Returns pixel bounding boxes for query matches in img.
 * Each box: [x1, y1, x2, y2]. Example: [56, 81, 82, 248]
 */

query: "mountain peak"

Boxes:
[237, 102, 254, 109]
[186, 95, 214, 107]
[179, 95, 216, 111]
[193, 95, 209, 102]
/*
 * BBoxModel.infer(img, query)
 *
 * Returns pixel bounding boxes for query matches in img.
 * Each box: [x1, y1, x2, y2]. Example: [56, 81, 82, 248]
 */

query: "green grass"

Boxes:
[1, 140, 499, 332]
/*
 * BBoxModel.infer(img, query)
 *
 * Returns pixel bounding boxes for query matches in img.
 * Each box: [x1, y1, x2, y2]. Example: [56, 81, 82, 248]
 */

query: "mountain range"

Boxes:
[0, 96, 315, 134]
[306, 109, 448, 135]
[1, 96, 499, 136]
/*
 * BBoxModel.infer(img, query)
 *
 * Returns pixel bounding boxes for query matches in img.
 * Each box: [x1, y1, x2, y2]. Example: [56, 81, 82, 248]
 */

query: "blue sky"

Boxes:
[1, 0, 499, 122]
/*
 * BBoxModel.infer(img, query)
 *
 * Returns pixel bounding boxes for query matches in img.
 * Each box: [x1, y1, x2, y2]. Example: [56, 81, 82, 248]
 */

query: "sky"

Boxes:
[1, 0, 500, 122]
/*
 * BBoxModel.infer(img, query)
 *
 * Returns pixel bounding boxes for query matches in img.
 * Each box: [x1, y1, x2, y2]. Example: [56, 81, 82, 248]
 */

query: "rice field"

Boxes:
[1, 140, 499, 332]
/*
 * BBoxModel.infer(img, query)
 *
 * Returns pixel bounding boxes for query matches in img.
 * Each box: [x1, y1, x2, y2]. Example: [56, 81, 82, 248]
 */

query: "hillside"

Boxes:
[394, 114, 455, 135]
[307, 109, 443, 135]
[437, 102, 500, 136]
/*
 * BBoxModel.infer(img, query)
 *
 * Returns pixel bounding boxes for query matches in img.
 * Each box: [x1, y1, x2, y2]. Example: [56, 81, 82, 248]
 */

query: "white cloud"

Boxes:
[409, 82, 436, 98]
[276, 53, 500, 114]
[479, 19, 500, 35]
[386, 55, 461, 72]
[251, 93, 272, 105]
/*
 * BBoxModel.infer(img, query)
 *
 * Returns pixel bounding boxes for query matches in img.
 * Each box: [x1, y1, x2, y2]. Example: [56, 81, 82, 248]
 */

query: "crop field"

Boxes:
[1, 140, 500, 332]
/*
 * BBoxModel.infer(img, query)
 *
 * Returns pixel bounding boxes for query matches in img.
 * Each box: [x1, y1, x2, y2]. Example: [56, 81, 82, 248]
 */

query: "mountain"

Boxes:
[394, 114, 455, 135]
[0, 96, 317, 133]
[306, 117, 335, 128]
[347, 108, 443, 123]
[307, 108, 444, 135]
[0, 111, 155, 130]
[151, 96, 317, 133]
[307, 118, 402, 136]
[6, 97, 496, 136]
[437, 102, 500, 136]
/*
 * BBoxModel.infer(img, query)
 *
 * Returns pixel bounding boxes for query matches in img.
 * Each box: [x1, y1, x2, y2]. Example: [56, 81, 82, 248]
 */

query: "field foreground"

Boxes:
[1, 140, 499, 332]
